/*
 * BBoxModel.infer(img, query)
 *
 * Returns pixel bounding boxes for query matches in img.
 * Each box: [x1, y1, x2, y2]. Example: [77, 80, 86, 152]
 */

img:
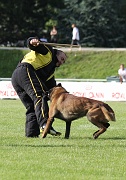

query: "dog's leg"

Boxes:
[93, 130, 99, 137]
[42, 117, 52, 138]
[93, 122, 110, 139]
[93, 127, 107, 139]
[90, 119, 110, 139]
[90, 119, 108, 139]
[65, 121, 72, 139]
[87, 108, 110, 139]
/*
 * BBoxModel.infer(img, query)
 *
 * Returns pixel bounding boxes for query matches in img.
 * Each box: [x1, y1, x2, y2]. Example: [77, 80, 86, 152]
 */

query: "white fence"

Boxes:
[0, 79, 126, 101]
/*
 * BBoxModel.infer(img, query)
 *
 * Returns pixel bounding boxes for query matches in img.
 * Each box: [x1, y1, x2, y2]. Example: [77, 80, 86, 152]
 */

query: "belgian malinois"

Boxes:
[42, 83, 116, 139]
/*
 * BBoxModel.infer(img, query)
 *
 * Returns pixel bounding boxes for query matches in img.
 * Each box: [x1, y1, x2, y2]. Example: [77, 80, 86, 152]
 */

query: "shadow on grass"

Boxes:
[69, 135, 126, 140]
[98, 136, 126, 140]
[2, 143, 74, 148]
[1, 136, 125, 148]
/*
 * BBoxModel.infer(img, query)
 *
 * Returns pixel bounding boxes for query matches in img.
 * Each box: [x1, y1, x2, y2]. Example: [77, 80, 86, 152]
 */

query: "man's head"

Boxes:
[56, 50, 67, 67]
[71, 24, 76, 28]
[120, 64, 125, 70]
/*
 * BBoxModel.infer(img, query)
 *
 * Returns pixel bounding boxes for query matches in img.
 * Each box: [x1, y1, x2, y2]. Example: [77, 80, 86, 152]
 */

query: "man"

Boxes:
[71, 24, 80, 47]
[11, 37, 67, 137]
[118, 64, 126, 83]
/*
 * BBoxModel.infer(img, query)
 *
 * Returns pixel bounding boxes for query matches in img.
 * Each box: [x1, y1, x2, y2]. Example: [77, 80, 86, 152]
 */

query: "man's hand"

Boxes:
[30, 39, 40, 46]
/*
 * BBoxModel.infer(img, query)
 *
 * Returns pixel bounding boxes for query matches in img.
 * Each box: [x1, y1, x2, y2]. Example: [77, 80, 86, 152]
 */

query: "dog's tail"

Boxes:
[100, 104, 116, 121]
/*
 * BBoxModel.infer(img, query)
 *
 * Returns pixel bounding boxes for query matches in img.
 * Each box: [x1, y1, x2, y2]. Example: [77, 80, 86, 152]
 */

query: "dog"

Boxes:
[42, 83, 116, 139]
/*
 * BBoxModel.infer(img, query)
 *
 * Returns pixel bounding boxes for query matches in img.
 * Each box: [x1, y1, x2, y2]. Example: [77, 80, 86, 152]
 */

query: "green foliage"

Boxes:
[0, 0, 65, 44]
[58, 0, 126, 47]
[0, 0, 126, 47]
[0, 100, 126, 180]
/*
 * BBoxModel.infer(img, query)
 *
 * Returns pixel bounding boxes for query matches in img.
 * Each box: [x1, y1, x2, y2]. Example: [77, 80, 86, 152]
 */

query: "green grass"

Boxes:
[0, 100, 126, 180]
[0, 49, 29, 77]
[55, 51, 126, 79]
[1, 49, 126, 78]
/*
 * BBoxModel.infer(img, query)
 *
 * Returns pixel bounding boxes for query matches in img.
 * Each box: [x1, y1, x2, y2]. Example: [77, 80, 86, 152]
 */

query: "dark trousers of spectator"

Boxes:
[71, 39, 80, 46]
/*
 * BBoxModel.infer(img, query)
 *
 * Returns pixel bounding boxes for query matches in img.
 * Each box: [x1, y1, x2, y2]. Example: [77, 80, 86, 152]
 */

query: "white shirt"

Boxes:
[72, 27, 80, 40]
[118, 68, 126, 81]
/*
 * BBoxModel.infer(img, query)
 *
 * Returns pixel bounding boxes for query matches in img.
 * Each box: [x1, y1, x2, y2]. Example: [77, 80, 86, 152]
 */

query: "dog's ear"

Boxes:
[57, 83, 62, 87]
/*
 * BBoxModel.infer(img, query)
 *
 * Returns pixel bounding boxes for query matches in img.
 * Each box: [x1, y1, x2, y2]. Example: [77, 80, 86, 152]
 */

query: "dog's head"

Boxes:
[47, 83, 68, 100]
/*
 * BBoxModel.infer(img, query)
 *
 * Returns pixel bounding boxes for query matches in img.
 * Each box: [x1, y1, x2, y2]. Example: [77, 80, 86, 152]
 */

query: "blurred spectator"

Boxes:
[50, 26, 58, 43]
[71, 24, 81, 47]
[118, 64, 126, 83]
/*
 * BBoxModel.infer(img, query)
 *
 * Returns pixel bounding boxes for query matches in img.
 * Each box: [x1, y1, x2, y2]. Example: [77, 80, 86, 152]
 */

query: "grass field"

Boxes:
[0, 100, 126, 180]
[1, 49, 126, 79]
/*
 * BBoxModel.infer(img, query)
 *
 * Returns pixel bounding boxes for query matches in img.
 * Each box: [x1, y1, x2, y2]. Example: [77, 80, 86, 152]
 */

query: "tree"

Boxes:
[58, 0, 126, 47]
[0, 0, 64, 45]
[0, 0, 126, 47]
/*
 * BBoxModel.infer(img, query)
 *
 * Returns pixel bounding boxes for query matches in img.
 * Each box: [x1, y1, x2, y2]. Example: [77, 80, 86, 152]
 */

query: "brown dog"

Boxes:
[42, 83, 116, 139]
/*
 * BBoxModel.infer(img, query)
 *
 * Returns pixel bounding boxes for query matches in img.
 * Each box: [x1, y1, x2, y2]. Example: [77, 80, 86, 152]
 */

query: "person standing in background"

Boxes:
[118, 64, 126, 83]
[50, 26, 58, 43]
[71, 24, 81, 49]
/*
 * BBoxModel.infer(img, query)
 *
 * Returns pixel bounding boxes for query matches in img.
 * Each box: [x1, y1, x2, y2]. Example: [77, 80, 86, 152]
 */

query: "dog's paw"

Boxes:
[93, 130, 99, 139]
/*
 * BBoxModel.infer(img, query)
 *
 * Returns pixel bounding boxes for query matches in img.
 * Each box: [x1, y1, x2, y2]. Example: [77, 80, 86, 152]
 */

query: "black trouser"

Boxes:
[71, 39, 80, 46]
[11, 63, 56, 137]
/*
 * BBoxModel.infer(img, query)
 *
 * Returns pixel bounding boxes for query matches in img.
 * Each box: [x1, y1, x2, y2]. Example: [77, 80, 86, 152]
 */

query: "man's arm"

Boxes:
[119, 75, 123, 83]
[27, 37, 67, 65]
[27, 37, 54, 55]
